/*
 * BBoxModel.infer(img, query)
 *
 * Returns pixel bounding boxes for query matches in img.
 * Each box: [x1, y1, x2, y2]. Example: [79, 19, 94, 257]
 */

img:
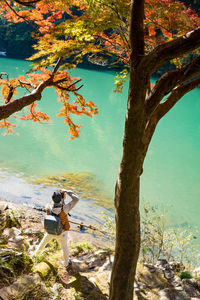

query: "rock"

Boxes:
[136, 264, 168, 289]
[143, 263, 156, 273]
[169, 262, 185, 273]
[0, 274, 48, 300]
[154, 259, 175, 281]
[99, 256, 113, 272]
[3, 227, 22, 239]
[7, 236, 29, 251]
[88, 276, 96, 284]
[158, 288, 189, 300]
[164, 269, 174, 280]
[93, 249, 111, 259]
[49, 283, 62, 299]
[174, 276, 183, 288]
[0, 203, 8, 213]
[22, 228, 42, 236]
[174, 286, 184, 291]
[33, 262, 52, 279]
[70, 258, 87, 272]
[156, 259, 168, 268]
[9, 235, 24, 243]
[182, 279, 200, 298]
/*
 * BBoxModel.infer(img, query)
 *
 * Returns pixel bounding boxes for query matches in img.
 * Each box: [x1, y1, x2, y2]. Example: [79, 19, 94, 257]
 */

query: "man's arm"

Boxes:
[62, 190, 80, 213]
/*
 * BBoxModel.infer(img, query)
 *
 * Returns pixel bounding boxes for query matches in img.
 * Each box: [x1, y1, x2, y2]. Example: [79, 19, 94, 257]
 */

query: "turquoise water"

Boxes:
[0, 57, 199, 227]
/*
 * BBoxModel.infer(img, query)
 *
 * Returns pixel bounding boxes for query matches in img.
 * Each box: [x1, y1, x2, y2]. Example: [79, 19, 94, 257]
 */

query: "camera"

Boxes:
[60, 191, 65, 199]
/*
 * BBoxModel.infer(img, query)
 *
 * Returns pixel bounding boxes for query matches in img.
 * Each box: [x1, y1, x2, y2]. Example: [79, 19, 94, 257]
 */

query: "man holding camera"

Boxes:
[34, 189, 79, 271]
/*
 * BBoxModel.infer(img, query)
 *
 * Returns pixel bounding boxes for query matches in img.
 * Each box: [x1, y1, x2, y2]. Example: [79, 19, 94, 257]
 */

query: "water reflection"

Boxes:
[0, 169, 113, 226]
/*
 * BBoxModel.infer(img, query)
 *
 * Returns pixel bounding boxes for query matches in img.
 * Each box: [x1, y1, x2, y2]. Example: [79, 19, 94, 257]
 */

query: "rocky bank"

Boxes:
[0, 200, 200, 299]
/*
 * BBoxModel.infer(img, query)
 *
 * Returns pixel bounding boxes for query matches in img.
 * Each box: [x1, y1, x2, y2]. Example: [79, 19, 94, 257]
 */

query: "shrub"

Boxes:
[72, 242, 93, 256]
[140, 202, 199, 268]
[179, 271, 193, 279]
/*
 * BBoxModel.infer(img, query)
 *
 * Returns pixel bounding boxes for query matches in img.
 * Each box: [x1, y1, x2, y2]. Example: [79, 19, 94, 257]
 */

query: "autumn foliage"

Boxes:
[0, 0, 199, 137]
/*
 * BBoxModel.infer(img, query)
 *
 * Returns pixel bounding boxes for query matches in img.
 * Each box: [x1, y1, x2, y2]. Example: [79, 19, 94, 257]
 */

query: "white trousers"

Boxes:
[34, 231, 69, 266]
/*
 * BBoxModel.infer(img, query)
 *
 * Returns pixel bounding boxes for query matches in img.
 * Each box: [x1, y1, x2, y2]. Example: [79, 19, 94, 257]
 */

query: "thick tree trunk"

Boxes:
[109, 67, 148, 299]
[109, 177, 141, 300]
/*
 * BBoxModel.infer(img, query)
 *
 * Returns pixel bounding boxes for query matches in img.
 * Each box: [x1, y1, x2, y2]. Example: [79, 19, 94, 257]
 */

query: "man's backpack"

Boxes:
[44, 209, 63, 235]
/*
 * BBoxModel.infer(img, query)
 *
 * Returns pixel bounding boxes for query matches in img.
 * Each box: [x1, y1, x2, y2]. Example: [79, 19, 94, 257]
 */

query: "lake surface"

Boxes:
[0, 57, 199, 228]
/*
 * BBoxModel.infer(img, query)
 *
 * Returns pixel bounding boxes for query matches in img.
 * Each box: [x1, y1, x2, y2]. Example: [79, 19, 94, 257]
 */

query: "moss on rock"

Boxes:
[33, 262, 52, 279]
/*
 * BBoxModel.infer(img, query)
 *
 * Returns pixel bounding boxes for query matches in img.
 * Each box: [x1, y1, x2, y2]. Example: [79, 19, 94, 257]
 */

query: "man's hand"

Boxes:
[59, 189, 74, 196]
[59, 188, 67, 193]
[65, 190, 74, 196]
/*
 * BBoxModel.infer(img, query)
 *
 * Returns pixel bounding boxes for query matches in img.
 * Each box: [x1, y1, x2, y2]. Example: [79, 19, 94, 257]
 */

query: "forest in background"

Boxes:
[1, 0, 200, 63]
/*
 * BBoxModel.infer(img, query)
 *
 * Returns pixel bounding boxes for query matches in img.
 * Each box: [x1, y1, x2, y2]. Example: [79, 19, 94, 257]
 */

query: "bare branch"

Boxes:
[0, 72, 9, 81]
[18, 80, 36, 89]
[53, 79, 83, 91]
[64, 79, 82, 90]
[53, 76, 70, 85]
[52, 57, 64, 75]
[5, 86, 15, 104]
[56, 83, 83, 92]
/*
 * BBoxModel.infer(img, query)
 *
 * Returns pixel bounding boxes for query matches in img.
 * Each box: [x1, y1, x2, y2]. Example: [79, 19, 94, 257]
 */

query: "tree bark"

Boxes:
[109, 177, 140, 300]
[109, 57, 148, 299]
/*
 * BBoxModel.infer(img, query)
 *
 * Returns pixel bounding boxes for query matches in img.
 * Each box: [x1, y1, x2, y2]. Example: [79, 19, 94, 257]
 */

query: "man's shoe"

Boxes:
[66, 259, 72, 272]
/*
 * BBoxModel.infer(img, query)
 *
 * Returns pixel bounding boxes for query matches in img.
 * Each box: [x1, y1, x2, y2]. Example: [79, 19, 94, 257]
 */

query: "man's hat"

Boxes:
[52, 191, 63, 203]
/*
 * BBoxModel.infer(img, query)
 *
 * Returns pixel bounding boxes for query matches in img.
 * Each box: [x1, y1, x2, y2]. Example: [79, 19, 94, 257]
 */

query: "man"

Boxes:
[34, 189, 79, 270]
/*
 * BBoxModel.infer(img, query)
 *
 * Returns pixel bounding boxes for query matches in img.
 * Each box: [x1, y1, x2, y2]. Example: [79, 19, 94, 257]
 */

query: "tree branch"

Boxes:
[52, 79, 83, 91]
[130, 0, 145, 66]
[6, 86, 15, 104]
[56, 84, 83, 92]
[53, 76, 70, 85]
[0, 72, 9, 81]
[4, 0, 38, 31]
[18, 80, 36, 89]
[146, 55, 200, 116]
[0, 72, 16, 103]
[52, 57, 63, 75]
[0, 74, 84, 119]
[143, 75, 200, 148]
[155, 76, 200, 121]
[141, 28, 200, 77]
[100, 3, 130, 50]
[13, 0, 41, 7]
[0, 78, 52, 120]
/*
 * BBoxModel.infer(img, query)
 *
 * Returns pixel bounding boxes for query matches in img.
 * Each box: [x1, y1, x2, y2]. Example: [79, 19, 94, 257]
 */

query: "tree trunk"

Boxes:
[109, 67, 148, 299]
[109, 177, 141, 300]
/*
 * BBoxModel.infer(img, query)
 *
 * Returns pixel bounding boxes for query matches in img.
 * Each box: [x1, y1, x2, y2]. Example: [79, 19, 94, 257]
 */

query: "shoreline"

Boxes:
[0, 199, 113, 249]
[1, 199, 200, 299]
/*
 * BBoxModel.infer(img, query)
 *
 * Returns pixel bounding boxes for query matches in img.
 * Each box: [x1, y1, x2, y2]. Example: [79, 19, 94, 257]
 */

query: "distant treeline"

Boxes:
[180, 0, 200, 13]
[0, 0, 199, 62]
[0, 18, 35, 58]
